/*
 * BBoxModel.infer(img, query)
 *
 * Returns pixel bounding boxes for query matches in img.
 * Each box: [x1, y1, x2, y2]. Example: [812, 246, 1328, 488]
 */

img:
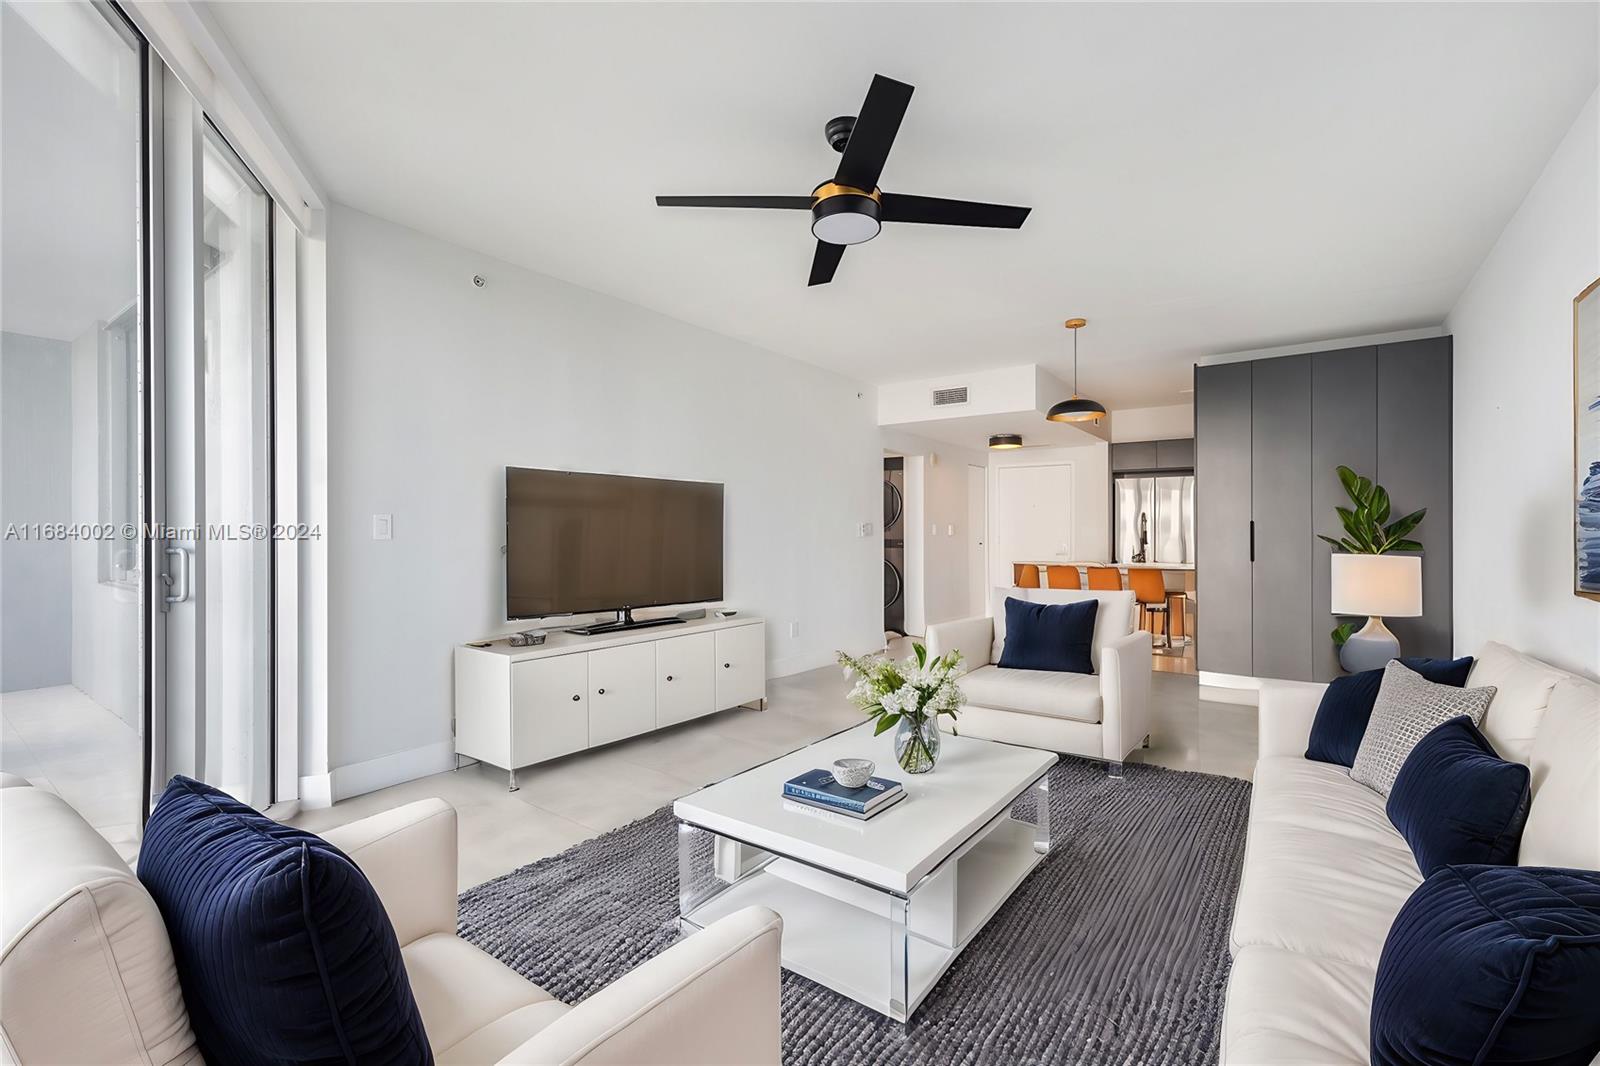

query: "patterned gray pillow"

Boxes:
[1350, 660, 1497, 796]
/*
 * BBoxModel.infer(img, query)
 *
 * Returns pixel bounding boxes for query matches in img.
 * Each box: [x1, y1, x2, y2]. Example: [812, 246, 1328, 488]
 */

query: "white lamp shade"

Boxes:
[1331, 553, 1422, 618]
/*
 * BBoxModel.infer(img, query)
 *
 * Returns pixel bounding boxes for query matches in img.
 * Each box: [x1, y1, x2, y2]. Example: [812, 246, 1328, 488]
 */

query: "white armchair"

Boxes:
[0, 783, 782, 1066]
[926, 587, 1153, 774]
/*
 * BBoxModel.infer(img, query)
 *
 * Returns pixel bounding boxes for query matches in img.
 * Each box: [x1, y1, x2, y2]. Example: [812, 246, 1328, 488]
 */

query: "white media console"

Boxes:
[454, 615, 767, 789]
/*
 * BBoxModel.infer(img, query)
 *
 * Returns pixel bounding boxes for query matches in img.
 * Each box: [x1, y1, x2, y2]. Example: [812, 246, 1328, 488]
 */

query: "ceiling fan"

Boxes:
[655, 74, 1032, 286]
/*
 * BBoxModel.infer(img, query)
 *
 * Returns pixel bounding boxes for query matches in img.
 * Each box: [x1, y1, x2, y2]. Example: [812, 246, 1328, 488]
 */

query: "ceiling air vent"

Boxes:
[931, 385, 970, 408]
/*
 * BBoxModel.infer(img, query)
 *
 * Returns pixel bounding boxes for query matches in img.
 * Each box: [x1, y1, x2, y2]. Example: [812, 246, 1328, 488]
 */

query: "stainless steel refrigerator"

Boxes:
[1114, 474, 1195, 565]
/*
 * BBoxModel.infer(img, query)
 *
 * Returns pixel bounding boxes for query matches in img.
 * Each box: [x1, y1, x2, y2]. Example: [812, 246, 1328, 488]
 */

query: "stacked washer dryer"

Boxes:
[883, 457, 905, 637]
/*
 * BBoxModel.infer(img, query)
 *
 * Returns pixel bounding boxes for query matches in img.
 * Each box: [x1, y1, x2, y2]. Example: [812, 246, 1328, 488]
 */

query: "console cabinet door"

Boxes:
[656, 632, 716, 727]
[715, 623, 766, 709]
[588, 643, 657, 746]
[511, 655, 588, 767]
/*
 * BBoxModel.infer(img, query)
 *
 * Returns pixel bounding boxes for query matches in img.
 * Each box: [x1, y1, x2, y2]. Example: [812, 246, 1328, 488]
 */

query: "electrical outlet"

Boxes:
[788, 621, 799, 639]
[372, 514, 393, 540]
[947, 524, 956, 536]
[857, 521, 874, 537]
[930, 522, 938, 536]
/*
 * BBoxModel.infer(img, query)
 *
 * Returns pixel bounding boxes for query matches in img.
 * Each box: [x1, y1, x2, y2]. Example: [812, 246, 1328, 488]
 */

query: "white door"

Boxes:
[714, 624, 766, 709]
[656, 632, 715, 727]
[967, 465, 987, 614]
[994, 463, 1075, 586]
[587, 643, 656, 746]
[512, 655, 588, 766]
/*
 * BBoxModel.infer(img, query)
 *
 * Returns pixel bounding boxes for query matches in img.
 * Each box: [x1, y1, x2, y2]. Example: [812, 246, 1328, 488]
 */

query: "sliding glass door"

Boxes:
[155, 82, 275, 810]
[0, 0, 150, 856]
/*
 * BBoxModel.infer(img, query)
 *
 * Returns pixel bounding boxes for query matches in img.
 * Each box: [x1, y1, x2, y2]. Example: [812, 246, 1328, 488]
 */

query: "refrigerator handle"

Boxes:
[1248, 520, 1255, 563]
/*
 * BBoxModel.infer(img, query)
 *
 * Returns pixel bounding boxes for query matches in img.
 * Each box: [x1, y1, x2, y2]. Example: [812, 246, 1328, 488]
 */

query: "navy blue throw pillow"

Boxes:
[1305, 655, 1473, 766]
[1387, 716, 1530, 876]
[1372, 865, 1600, 1066]
[998, 596, 1098, 674]
[138, 776, 433, 1066]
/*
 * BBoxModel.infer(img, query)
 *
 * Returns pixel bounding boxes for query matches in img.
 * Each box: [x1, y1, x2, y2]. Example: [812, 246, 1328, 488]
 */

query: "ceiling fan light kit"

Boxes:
[1046, 318, 1108, 424]
[655, 73, 1032, 285]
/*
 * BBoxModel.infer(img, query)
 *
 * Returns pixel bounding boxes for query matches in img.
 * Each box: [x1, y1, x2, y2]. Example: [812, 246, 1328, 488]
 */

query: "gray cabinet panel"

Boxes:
[1195, 363, 1253, 676]
[1311, 347, 1378, 682]
[1377, 338, 1452, 659]
[1156, 438, 1195, 469]
[1251, 356, 1314, 681]
[1111, 441, 1159, 472]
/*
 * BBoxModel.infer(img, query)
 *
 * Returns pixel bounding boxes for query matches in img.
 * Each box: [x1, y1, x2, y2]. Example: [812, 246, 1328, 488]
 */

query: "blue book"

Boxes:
[782, 769, 903, 814]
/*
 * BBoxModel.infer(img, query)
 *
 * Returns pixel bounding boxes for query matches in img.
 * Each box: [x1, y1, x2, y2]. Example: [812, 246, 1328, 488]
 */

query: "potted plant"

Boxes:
[836, 643, 965, 774]
[1319, 465, 1426, 669]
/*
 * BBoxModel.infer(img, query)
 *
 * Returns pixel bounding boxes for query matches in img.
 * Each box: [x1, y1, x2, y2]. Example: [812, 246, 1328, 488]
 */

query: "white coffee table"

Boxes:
[673, 722, 1056, 1021]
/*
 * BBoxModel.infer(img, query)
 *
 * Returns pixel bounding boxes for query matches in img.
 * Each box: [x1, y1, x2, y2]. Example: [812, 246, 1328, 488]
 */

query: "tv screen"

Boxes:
[505, 467, 724, 620]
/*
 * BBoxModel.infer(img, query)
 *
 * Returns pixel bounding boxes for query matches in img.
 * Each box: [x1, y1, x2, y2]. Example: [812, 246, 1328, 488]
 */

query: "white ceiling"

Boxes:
[207, 2, 1598, 409]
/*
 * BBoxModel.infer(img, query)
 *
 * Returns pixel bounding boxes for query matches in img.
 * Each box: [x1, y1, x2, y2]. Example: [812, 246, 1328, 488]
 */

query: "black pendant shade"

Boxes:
[1048, 317, 1104, 423]
[1045, 396, 1108, 423]
[988, 433, 1023, 449]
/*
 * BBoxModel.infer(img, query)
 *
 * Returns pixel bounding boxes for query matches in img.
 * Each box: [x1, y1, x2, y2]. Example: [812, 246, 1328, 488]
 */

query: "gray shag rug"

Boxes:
[458, 757, 1251, 1065]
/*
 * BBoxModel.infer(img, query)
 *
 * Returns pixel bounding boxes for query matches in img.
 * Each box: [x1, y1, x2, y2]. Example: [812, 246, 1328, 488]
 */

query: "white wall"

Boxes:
[986, 442, 1111, 591]
[1446, 89, 1599, 677]
[324, 205, 882, 790]
[1109, 403, 1193, 443]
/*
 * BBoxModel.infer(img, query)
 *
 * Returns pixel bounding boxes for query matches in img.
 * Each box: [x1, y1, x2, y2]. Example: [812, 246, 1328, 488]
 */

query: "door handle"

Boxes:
[1248, 521, 1255, 563]
[163, 546, 191, 606]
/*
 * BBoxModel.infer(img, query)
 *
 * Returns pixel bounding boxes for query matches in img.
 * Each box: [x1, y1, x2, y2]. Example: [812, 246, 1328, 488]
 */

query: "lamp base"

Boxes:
[1339, 616, 1401, 673]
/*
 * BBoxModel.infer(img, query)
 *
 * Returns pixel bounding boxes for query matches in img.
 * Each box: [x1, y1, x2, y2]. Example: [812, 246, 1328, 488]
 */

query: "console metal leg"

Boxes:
[1107, 760, 1124, 780]
[508, 767, 519, 793]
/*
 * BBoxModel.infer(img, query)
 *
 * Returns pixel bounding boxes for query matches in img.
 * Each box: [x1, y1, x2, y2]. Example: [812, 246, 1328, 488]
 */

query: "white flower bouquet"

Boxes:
[836, 643, 965, 774]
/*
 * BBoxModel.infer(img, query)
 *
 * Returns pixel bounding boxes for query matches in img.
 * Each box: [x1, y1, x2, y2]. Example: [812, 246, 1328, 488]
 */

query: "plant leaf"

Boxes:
[1317, 534, 1347, 550]
[1337, 466, 1360, 501]
[1331, 622, 1357, 646]
[1370, 486, 1391, 525]
[1383, 508, 1426, 543]
[873, 713, 901, 736]
[1389, 538, 1424, 553]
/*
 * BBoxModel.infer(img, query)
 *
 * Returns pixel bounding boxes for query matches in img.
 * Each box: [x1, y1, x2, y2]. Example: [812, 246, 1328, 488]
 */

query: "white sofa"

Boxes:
[1220, 641, 1600, 1065]
[926, 587, 1153, 774]
[0, 778, 782, 1066]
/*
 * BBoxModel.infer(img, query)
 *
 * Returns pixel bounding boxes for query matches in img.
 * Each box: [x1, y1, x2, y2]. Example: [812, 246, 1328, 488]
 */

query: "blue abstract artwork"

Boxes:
[1578, 278, 1600, 598]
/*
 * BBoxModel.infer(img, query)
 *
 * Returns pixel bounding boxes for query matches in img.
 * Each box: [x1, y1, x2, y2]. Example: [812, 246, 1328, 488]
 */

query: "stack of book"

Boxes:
[782, 769, 905, 820]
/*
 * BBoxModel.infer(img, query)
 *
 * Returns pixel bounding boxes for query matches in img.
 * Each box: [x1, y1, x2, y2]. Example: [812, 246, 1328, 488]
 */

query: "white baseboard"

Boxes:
[324, 740, 456, 804]
[769, 650, 838, 679]
[298, 772, 333, 810]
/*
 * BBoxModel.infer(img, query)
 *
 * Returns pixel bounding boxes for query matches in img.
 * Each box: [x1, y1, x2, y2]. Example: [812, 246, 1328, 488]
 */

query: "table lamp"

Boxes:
[1331, 554, 1422, 673]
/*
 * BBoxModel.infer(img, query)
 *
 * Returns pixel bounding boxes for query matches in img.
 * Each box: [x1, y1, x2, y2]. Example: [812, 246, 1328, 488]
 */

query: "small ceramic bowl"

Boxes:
[832, 758, 875, 789]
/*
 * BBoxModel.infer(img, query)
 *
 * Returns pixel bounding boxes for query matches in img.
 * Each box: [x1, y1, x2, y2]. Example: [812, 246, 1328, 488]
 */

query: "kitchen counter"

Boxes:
[1016, 561, 1195, 571]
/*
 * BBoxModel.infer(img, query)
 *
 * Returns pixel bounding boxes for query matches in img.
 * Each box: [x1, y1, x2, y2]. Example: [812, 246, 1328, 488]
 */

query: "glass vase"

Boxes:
[893, 715, 941, 774]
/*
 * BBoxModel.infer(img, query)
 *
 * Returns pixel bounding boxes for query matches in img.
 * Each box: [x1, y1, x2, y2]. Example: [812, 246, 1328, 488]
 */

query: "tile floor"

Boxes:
[1, 684, 144, 860]
[293, 644, 1257, 890]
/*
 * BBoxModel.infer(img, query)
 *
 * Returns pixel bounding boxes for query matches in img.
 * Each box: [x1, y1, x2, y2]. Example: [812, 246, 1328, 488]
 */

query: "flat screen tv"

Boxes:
[505, 467, 724, 622]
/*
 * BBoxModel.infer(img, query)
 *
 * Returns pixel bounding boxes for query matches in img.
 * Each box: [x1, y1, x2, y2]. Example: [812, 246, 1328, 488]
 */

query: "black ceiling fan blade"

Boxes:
[834, 74, 914, 191]
[655, 195, 813, 210]
[879, 193, 1031, 229]
[808, 241, 845, 287]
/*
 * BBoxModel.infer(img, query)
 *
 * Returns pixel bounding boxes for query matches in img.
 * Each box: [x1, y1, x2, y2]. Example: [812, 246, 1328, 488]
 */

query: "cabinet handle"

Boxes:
[571, 694, 580, 702]
[1248, 520, 1256, 563]
[666, 675, 674, 681]
[597, 688, 606, 695]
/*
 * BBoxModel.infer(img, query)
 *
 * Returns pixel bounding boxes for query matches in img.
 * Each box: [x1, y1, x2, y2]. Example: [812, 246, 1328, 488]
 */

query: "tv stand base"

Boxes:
[564, 607, 688, 637]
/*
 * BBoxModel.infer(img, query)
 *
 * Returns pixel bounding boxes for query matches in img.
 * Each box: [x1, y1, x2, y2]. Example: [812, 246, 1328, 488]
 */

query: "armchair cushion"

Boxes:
[960, 665, 1102, 722]
[138, 775, 433, 1066]
[996, 596, 1097, 674]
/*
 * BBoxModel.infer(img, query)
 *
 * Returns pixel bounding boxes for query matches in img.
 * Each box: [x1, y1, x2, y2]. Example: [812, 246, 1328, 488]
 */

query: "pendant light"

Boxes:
[1046, 318, 1107, 423]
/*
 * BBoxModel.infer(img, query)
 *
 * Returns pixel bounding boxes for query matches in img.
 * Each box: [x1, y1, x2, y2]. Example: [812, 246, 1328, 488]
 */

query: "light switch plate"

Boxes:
[372, 514, 393, 540]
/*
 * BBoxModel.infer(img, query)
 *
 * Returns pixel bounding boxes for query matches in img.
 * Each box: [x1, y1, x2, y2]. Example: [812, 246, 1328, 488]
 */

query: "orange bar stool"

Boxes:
[1128, 569, 1171, 647]
[1045, 565, 1081, 589]
[1086, 566, 1123, 591]
[1013, 563, 1041, 588]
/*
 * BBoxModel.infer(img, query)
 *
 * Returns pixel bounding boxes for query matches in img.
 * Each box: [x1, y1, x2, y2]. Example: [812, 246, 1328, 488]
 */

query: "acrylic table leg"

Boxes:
[887, 893, 911, 1022]
[1031, 775, 1052, 855]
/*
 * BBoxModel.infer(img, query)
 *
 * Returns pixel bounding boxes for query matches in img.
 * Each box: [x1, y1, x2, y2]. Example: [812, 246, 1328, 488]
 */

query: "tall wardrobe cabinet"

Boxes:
[1195, 337, 1452, 683]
